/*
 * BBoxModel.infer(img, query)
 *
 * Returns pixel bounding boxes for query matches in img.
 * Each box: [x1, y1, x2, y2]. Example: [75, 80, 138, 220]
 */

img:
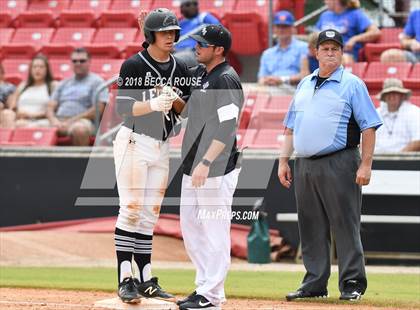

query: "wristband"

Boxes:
[201, 158, 212, 167]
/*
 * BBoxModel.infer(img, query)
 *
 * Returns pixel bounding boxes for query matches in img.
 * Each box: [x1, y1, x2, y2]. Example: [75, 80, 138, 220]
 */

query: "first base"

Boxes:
[94, 297, 178, 310]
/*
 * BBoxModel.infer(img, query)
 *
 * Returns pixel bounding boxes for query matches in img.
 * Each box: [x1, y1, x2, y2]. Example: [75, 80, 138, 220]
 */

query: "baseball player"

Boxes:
[177, 25, 244, 310]
[113, 8, 191, 303]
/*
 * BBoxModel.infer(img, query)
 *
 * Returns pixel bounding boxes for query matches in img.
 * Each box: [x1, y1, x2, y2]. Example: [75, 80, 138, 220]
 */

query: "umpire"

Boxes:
[278, 29, 383, 301]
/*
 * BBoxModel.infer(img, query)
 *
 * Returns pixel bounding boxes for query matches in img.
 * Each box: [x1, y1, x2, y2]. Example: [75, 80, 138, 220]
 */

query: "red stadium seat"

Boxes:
[275, 0, 305, 34]
[87, 28, 138, 58]
[250, 129, 284, 149]
[0, 28, 15, 45]
[344, 62, 368, 78]
[27, 0, 70, 11]
[15, 11, 55, 28]
[403, 63, 420, 96]
[0, 128, 13, 144]
[199, 0, 236, 20]
[124, 43, 144, 58]
[69, 0, 111, 11]
[51, 27, 96, 44]
[49, 59, 73, 80]
[2, 58, 31, 81]
[364, 62, 412, 92]
[378, 27, 403, 43]
[364, 43, 401, 62]
[98, 11, 137, 27]
[256, 109, 288, 129]
[223, 12, 267, 55]
[234, 0, 268, 22]
[59, 11, 96, 27]
[4, 128, 58, 146]
[410, 96, 420, 107]
[169, 128, 185, 149]
[370, 95, 380, 108]
[1, 28, 55, 59]
[59, 0, 112, 27]
[236, 129, 257, 148]
[267, 95, 293, 110]
[0, 12, 13, 27]
[0, 0, 28, 19]
[112, 0, 154, 12]
[90, 59, 124, 80]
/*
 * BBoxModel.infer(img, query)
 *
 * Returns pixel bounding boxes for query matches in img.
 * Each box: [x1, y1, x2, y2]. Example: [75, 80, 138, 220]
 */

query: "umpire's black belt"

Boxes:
[308, 147, 357, 160]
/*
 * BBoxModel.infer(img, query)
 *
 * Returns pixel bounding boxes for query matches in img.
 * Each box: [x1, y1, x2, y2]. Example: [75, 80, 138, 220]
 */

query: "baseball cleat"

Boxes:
[339, 280, 364, 301]
[285, 289, 328, 301]
[118, 277, 141, 304]
[176, 290, 197, 305]
[178, 294, 220, 310]
[135, 277, 176, 302]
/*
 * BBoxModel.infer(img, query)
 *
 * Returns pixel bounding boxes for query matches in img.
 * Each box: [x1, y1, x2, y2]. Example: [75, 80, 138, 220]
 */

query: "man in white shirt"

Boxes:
[375, 78, 420, 153]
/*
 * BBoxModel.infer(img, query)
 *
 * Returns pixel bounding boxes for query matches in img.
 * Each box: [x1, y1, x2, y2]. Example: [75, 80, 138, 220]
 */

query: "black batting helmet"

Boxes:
[143, 8, 181, 44]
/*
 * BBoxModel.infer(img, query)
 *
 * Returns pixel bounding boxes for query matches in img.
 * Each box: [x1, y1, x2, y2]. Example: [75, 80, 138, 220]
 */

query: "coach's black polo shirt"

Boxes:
[182, 61, 244, 177]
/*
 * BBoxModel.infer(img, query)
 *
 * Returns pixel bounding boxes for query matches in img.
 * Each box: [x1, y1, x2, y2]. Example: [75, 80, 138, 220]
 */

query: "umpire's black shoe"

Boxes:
[135, 277, 176, 302]
[286, 289, 328, 301]
[178, 294, 219, 310]
[176, 290, 197, 305]
[118, 277, 141, 304]
[340, 280, 364, 301]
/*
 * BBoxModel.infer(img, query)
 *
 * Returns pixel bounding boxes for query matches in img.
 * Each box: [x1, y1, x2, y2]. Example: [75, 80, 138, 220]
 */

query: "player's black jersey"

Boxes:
[116, 49, 194, 141]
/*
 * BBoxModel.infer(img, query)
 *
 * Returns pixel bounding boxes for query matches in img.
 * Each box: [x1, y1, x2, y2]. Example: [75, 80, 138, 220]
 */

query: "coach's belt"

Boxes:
[309, 147, 357, 160]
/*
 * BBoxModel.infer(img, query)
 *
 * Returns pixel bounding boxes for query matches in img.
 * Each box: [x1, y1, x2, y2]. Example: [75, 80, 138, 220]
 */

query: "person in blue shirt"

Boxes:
[279, 29, 382, 302]
[315, 0, 381, 64]
[381, 9, 420, 63]
[258, 11, 309, 86]
[173, 0, 220, 66]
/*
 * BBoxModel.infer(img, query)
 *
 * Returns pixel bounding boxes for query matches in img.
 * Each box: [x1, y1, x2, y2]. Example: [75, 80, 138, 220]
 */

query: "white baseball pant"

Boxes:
[180, 168, 240, 306]
[113, 126, 169, 235]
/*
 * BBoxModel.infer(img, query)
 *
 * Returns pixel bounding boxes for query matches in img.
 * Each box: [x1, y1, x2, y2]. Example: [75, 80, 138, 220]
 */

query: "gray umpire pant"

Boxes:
[294, 148, 367, 293]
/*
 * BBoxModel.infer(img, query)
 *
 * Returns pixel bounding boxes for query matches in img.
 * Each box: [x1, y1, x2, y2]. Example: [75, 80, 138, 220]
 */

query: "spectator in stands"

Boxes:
[258, 11, 309, 86]
[375, 78, 420, 153]
[174, 0, 220, 66]
[0, 62, 16, 128]
[6, 54, 57, 128]
[47, 47, 109, 146]
[316, 0, 381, 64]
[380, 9, 420, 63]
[302, 32, 319, 74]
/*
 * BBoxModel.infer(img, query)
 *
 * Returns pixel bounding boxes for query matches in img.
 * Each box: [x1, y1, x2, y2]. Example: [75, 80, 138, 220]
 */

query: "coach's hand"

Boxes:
[192, 163, 209, 188]
[356, 164, 371, 186]
[149, 94, 173, 112]
[278, 162, 292, 189]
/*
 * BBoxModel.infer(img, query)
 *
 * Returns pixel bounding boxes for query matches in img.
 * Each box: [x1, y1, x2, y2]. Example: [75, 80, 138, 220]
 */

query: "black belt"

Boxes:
[309, 147, 357, 160]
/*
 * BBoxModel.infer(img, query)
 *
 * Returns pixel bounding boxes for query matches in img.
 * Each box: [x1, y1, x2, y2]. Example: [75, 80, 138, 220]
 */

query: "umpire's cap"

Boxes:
[143, 8, 181, 44]
[316, 29, 344, 48]
[189, 24, 232, 52]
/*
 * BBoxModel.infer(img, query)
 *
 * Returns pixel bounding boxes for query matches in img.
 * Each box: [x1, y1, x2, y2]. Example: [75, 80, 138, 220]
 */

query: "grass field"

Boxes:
[0, 267, 419, 308]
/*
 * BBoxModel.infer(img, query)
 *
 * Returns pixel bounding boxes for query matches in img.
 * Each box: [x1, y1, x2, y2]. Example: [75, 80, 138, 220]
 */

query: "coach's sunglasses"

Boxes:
[197, 41, 214, 48]
[72, 59, 88, 64]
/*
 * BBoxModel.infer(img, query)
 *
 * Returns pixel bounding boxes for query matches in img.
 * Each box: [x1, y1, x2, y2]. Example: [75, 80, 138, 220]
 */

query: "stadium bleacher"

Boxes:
[1, 1, 419, 148]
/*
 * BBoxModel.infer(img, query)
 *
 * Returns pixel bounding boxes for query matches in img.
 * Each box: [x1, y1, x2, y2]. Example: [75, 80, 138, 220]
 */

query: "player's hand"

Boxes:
[149, 94, 173, 112]
[192, 163, 210, 188]
[356, 164, 371, 186]
[344, 38, 356, 52]
[410, 40, 420, 52]
[278, 162, 292, 189]
[161, 85, 179, 103]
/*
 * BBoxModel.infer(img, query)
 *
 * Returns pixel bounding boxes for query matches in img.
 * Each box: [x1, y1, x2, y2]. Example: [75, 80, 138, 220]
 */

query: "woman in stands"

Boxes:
[316, 0, 381, 64]
[6, 54, 57, 128]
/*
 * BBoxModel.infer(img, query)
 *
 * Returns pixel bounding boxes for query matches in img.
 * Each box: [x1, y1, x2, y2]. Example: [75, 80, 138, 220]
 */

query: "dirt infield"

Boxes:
[0, 288, 409, 310]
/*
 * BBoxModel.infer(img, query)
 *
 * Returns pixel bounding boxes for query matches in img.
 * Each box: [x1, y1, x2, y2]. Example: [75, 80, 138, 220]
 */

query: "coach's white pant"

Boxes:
[113, 126, 169, 235]
[180, 169, 240, 306]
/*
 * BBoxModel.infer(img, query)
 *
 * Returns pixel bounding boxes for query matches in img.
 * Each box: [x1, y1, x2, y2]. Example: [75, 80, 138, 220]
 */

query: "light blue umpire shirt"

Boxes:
[283, 65, 383, 157]
[257, 38, 308, 79]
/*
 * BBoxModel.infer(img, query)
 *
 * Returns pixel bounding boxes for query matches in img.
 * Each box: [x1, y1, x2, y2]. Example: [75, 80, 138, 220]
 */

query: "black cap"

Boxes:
[189, 24, 232, 52]
[316, 29, 344, 48]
